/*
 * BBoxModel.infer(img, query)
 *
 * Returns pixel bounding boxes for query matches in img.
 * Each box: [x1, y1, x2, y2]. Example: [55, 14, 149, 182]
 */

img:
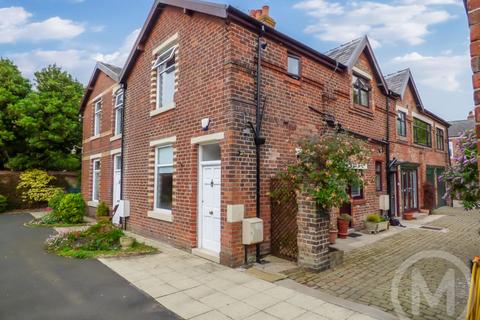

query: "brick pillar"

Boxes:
[297, 192, 330, 271]
[467, 0, 480, 178]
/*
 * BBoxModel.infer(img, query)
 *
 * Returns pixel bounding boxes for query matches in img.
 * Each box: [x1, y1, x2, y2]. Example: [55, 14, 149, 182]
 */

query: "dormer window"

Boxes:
[352, 75, 370, 107]
[287, 54, 300, 78]
[153, 45, 177, 110]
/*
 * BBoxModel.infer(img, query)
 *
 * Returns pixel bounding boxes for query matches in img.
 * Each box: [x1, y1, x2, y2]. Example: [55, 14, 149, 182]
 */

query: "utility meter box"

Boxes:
[379, 195, 390, 211]
[242, 218, 264, 245]
[112, 200, 130, 225]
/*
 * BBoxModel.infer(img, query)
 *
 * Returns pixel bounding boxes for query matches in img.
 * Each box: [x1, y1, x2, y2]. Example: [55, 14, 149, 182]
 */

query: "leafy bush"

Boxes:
[366, 214, 381, 223]
[56, 193, 85, 224]
[96, 202, 110, 217]
[0, 195, 7, 213]
[48, 190, 65, 213]
[338, 213, 352, 221]
[17, 169, 63, 204]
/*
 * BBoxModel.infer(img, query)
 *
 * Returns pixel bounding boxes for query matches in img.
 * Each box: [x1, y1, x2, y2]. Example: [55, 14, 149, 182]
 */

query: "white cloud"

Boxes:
[93, 28, 140, 67]
[391, 51, 469, 91]
[8, 28, 140, 83]
[0, 6, 84, 43]
[293, 0, 454, 46]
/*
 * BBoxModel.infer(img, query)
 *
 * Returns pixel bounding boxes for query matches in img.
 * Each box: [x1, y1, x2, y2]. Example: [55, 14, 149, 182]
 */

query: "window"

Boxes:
[413, 118, 432, 147]
[154, 146, 173, 213]
[375, 161, 382, 191]
[93, 100, 102, 136]
[352, 75, 370, 107]
[351, 183, 364, 200]
[153, 46, 177, 110]
[92, 159, 100, 201]
[287, 55, 300, 78]
[397, 111, 407, 137]
[436, 128, 444, 151]
[114, 90, 124, 135]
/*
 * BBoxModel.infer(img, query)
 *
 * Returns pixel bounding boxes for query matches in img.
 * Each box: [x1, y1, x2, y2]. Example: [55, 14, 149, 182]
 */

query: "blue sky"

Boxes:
[0, 0, 471, 121]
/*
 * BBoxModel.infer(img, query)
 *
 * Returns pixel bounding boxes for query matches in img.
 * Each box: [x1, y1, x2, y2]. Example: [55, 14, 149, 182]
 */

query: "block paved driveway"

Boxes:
[0, 213, 179, 320]
[286, 207, 479, 320]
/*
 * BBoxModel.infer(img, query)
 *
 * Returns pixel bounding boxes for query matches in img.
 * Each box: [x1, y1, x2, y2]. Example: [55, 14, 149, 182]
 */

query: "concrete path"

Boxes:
[100, 232, 393, 320]
[0, 213, 179, 320]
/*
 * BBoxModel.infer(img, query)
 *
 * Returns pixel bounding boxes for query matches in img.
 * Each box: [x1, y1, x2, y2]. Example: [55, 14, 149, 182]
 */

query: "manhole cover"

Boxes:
[420, 225, 444, 231]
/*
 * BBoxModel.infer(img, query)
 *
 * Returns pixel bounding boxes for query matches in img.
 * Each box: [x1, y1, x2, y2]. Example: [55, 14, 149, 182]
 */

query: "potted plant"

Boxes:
[337, 214, 352, 239]
[365, 214, 389, 234]
[96, 201, 110, 222]
[329, 222, 338, 244]
[403, 212, 414, 220]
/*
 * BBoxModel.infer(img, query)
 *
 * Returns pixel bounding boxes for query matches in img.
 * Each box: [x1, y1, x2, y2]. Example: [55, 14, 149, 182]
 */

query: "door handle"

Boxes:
[210, 180, 214, 188]
[209, 211, 214, 215]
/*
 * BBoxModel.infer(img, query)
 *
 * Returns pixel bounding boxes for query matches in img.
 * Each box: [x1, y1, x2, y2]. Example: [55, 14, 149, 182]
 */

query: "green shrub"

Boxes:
[338, 213, 352, 221]
[366, 214, 381, 223]
[17, 169, 63, 204]
[0, 195, 7, 213]
[48, 191, 65, 213]
[96, 202, 110, 217]
[57, 193, 85, 224]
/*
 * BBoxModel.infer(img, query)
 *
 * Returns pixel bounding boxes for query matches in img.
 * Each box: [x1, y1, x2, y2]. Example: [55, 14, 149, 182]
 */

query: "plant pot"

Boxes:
[120, 236, 134, 249]
[329, 230, 338, 244]
[378, 221, 389, 232]
[365, 221, 378, 234]
[403, 212, 414, 220]
[337, 220, 350, 239]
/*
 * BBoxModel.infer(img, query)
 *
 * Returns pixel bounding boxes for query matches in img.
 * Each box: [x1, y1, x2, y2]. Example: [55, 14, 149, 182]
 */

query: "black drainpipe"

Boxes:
[253, 25, 266, 264]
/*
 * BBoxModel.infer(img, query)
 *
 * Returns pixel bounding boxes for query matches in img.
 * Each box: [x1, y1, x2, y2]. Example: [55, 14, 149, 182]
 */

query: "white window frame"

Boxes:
[153, 45, 177, 111]
[114, 90, 124, 136]
[113, 154, 122, 205]
[287, 54, 300, 78]
[154, 145, 174, 215]
[92, 159, 101, 202]
[93, 100, 102, 136]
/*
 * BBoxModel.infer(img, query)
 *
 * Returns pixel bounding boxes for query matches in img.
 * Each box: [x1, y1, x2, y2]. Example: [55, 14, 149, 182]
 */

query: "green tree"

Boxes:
[8, 65, 83, 170]
[0, 59, 31, 168]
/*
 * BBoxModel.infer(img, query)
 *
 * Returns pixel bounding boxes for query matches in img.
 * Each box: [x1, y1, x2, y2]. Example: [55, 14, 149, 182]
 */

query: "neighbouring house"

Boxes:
[385, 68, 450, 214]
[81, 0, 450, 270]
[448, 111, 475, 165]
[80, 62, 124, 216]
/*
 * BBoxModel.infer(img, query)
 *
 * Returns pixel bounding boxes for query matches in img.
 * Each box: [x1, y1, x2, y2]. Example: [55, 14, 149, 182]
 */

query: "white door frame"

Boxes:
[113, 154, 121, 205]
[197, 145, 221, 253]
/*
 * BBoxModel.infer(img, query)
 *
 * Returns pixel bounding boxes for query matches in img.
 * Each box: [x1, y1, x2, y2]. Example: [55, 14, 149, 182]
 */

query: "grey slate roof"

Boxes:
[97, 62, 122, 82]
[324, 37, 363, 66]
[384, 69, 409, 96]
[448, 119, 475, 138]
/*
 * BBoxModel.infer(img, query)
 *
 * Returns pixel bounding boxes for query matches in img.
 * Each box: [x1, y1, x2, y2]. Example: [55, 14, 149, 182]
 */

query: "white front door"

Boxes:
[113, 155, 121, 205]
[199, 164, 221, 253]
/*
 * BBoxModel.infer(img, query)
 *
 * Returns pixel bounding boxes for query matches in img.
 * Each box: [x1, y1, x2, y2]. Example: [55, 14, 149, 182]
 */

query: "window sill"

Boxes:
[110, 134, 122, 142]
[88, 201, 99, 208]
[147, 210, 173, 222]
[150, 104, 175, 117]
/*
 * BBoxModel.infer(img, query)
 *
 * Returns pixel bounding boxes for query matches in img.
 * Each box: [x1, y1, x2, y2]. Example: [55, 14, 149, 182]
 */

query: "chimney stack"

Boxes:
[249, 5, 276, 28]
[468, 111, 475, 120]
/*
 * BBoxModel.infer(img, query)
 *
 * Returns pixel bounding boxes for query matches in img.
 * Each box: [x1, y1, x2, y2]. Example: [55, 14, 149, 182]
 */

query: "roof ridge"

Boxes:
[385, 68, 409, 78]
[324, 36, 363, 54]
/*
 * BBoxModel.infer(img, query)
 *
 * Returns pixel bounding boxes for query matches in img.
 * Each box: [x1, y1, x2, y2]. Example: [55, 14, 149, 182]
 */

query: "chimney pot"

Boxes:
[468, 111, 475, 120]
[249, 5, 276, 28]
[262, 5, 270, 16]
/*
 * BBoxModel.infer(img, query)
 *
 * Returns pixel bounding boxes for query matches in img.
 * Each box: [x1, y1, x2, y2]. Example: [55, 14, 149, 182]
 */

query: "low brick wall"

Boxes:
[0, 171, 80, 210]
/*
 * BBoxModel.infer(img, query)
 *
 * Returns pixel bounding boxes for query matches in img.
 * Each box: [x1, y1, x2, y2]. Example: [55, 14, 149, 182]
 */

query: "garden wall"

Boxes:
[0, 171, 80, 210]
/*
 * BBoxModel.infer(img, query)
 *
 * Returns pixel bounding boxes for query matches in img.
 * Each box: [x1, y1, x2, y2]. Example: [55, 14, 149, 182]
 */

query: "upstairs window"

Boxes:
[436, 128, 445, 151]
[93, 100, 102, 136]
[352, 75, 370, 107]
[287, 55, 300, 78]
[153, 46, 177, 110]
[413, 118, 432, 147]
[375, 161, 382, 191]
[114, 90, 124, 135]
[397, 111, 407, 137]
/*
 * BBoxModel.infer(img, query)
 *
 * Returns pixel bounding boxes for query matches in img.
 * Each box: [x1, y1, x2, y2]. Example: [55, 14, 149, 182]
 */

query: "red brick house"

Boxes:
[81, 0, 450, 269]
[80, 62, 124, 216]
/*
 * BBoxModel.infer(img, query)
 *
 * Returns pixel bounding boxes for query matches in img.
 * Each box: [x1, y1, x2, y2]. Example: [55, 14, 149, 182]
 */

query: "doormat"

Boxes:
[348, 232, 363, 238]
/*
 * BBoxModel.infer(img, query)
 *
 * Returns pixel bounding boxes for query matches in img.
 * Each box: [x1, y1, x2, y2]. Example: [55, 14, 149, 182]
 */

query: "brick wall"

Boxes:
[81, 71, 121, 216]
